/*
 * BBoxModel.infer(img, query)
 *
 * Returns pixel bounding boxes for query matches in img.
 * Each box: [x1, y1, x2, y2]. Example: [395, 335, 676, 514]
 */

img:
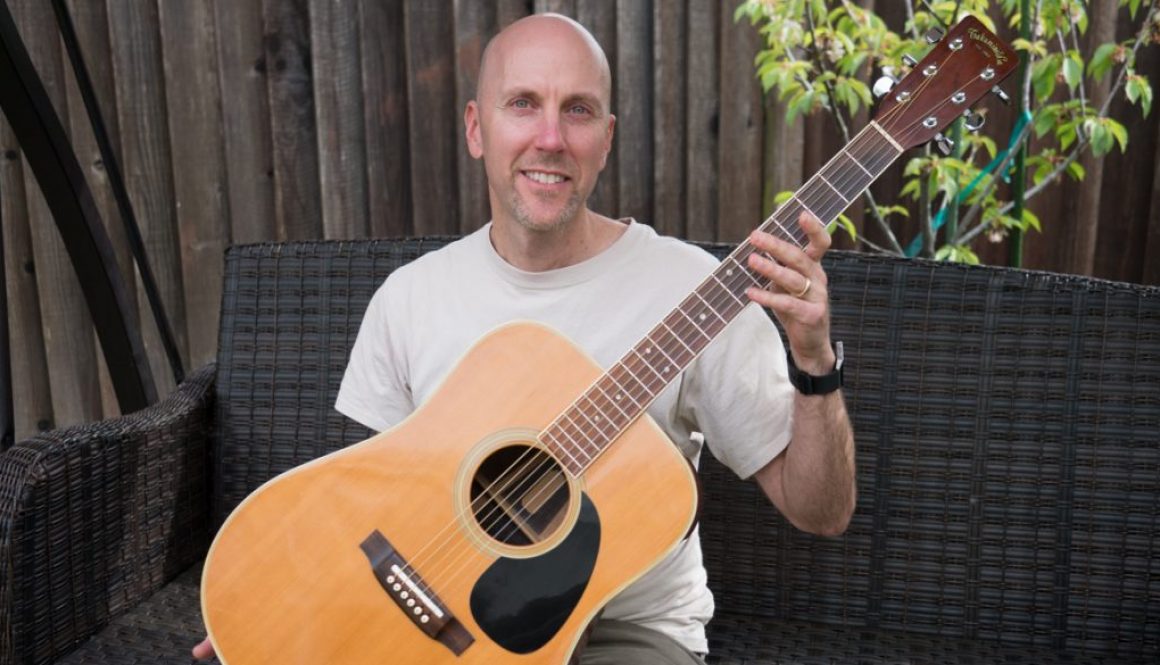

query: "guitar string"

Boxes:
[393, 59, 982, 601]
[406, 71, 958, 598]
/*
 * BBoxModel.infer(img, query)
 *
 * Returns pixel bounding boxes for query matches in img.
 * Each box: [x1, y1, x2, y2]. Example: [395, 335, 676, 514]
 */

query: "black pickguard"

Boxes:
[469, 493, 601, 654]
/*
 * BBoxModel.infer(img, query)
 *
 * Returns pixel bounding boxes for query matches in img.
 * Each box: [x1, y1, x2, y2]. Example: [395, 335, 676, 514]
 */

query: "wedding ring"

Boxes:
[793, 278, 812, 299]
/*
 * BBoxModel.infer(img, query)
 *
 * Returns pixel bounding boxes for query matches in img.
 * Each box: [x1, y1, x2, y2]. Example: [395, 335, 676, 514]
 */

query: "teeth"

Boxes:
[526, 171, 565, 184]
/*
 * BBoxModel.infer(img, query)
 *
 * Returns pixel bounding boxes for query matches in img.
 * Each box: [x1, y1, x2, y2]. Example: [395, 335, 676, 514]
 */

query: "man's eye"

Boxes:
[511, 99, 531, 109]
[569, 105, 591, 115]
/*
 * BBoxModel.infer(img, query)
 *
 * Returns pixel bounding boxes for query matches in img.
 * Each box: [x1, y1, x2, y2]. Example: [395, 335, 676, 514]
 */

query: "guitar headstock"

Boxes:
[873, 15, 1018, 151]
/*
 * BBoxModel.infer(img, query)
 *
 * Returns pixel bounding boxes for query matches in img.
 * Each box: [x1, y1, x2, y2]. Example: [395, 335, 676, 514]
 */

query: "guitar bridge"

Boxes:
[360, 530, 475, 655]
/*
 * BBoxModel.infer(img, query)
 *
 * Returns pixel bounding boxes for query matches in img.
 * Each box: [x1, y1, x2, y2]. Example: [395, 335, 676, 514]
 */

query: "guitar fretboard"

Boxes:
[541, 122, 902, 475]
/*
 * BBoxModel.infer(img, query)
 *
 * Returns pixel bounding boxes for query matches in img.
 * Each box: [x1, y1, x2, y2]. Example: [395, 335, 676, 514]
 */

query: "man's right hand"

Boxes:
[192, 636, 215, 660]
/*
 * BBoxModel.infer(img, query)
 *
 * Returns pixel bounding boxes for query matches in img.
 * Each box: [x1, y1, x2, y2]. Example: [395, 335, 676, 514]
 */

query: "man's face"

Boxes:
[466, 24, 615, 233]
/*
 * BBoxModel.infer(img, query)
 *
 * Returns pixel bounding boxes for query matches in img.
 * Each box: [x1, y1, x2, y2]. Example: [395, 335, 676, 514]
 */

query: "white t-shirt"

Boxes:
[336, 220, 794, 654]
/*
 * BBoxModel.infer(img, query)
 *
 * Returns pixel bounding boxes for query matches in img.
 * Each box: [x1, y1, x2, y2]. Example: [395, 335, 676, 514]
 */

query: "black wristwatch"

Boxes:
[787, 341, 844, 395]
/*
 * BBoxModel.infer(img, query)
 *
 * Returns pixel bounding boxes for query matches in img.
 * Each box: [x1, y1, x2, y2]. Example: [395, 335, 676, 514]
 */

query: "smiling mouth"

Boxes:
[523, 170, 568, 185]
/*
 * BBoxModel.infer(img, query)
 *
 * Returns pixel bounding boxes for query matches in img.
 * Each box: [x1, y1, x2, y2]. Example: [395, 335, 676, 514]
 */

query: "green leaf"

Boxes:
[1021, 207, 1041, 232]
[1063, 53, 1083, 93]
[827, 214, 857, 241]
[1088, 122, 1113, 156]
[1067, 160, 1087, 181]
[1033, 106, 1060, 138]
[1126, 74, 1153, 117]
[1087, 43, 1117, 81]
[1032, 53, 1061, 101]
[1106, 118, 1129, 152]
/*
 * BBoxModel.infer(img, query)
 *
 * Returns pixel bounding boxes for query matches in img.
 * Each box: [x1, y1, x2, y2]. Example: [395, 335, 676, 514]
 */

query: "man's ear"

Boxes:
[599, 113, 616, 169]
[465, 100, 484, 159]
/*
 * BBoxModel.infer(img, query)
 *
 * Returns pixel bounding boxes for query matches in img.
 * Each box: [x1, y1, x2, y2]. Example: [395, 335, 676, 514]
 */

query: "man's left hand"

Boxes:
[744, 211, 835, 375]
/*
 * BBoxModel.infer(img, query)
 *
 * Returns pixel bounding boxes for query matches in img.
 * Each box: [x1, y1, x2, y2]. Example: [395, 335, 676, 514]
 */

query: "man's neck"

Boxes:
[489, 210, 628, 272]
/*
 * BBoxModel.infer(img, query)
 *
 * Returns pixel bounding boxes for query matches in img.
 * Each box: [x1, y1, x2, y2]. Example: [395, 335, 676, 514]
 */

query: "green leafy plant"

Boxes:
[737, 0, 1159, 263]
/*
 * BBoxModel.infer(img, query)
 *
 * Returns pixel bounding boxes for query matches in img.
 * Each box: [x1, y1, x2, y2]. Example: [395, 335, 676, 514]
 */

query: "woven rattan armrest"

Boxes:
[0, 363, 216, 664]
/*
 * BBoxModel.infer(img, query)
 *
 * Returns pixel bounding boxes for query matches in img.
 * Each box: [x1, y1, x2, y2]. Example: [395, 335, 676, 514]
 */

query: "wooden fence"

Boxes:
[1, 0, 1158, 441]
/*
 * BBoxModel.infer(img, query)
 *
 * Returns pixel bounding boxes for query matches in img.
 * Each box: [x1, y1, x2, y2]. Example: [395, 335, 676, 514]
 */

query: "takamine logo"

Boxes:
[968, 28, 1009, 65]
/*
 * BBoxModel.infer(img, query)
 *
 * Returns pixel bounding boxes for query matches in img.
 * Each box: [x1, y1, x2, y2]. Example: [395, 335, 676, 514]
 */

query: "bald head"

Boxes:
[475, 13, 611, 108]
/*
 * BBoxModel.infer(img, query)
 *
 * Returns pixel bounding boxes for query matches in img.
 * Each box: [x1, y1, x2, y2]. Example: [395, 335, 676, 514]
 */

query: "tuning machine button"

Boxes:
[991, 86, 1011, 105]
[925, 27, 945, 44]
[963, 110, 986, 132]
[934, 132, 955, 155]
[902, 54, 919, 68]
[873, 76, 897, 98]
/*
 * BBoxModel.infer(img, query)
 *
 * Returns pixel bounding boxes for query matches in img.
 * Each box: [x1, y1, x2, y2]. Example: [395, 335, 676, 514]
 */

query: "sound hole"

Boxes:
[470, 444, 571, 547]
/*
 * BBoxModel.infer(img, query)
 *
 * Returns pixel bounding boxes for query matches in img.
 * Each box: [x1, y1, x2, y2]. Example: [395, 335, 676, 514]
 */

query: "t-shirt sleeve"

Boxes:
[677, 303, 795, 479]
[335, 278, 415, 432]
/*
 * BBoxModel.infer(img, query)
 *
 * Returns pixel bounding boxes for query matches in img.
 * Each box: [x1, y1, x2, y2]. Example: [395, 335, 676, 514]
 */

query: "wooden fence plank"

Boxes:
[11, 0, 102, 426]
[652, 0, 686, 237]
[214, 0, 276, 244]
[360, 0, 411, 237]
[615, 0, 653, 224]
[311, 0, 369, 239]
[453, 0, 495, 233]
[534, 0, 576, 16]
[0, 119, 52, 439]
[576, 0, 617, 216]
[685, 0, 717, 241]
[158, 0, 230, 370]
[405, 0, 460, 234]
[716, 2, 763, 242]
[107, 0, 187, 398]
[62, 0, 134, 418]
[262, 0, 323, 240]
[496, 0, 532, 29]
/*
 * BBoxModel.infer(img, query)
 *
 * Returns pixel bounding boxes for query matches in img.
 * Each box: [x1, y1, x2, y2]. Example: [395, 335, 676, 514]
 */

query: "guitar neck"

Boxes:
[541, 122, 903, 475]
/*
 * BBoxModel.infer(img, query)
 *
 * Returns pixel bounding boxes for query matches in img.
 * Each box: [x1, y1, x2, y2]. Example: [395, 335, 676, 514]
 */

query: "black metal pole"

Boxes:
[0, 203, 13, 451]
[0, 0, 155, 412]
[51, 0, 184, 385]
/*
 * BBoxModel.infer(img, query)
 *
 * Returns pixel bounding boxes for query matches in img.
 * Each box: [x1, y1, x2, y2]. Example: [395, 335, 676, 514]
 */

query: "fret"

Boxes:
[708, 273, 749, 309]
[562, 411, 604, 458]
[573, 396, 617, 439]
[840, 145, 874, 178]
[721, 256, 762, 289]
[578, 393, 628, 441]
[692, 291, 728, 325]
[796, 181, 847, 224]
[790, 195, 823, 226]
[816, 173, 850, 203]
[603, 370, 645, 410]
[658, 320, 696, 358]
[547, 423, 594, 463]
[539, 430, 585, 472]
[639, 333, 680, 370]
[618, 357, 661, 399]
[629, 347, 668, 387]
[672, 307, 712, 343]
[677, 295, 723, 338]
[591, 381, 632, 420]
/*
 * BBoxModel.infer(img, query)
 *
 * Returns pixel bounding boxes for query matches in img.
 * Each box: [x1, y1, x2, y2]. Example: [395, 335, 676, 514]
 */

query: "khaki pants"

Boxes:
[579, 619, 707, 665]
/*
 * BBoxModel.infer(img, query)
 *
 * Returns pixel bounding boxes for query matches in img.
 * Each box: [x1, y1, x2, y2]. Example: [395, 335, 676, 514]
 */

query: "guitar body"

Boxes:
[201, 322, 699, 664]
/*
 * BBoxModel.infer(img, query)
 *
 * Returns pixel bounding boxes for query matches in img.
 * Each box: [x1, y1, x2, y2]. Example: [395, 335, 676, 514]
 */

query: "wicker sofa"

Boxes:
[1, 238, 1157, 664]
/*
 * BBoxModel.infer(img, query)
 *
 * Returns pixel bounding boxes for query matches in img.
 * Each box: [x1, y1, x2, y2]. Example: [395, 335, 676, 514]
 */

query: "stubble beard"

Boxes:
[508, 184, 585, 234]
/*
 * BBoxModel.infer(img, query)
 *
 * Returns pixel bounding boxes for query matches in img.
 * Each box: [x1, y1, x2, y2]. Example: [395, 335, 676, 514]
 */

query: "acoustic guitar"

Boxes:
[201, 17, 1016, 663]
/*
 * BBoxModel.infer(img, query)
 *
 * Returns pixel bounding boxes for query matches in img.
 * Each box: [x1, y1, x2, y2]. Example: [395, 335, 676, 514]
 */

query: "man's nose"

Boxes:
[533, 112, 565, 151]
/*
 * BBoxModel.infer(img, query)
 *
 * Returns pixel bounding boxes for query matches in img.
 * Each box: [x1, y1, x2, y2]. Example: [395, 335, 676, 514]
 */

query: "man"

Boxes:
[195, 12, 854, 664]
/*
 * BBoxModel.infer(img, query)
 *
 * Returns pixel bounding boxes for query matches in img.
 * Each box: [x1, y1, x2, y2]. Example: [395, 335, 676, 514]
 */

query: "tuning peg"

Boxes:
[934, 132, 955, 155]
[872, 75, 897, 99]
[925, 27, 945, 44]
[991, 86, 1011, 105]
[963, 110, 986, 132]
[902, 54, 919, 68]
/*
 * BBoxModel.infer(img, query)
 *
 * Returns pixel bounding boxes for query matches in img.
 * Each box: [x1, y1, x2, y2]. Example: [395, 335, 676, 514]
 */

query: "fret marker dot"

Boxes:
[698, 313, 707, 321]
[616, 393, 623, 400]
[664, 366, 671, 373]
[645, 348, 652, 354]
[726, 269, 734, 276]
